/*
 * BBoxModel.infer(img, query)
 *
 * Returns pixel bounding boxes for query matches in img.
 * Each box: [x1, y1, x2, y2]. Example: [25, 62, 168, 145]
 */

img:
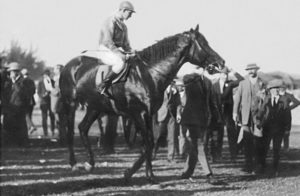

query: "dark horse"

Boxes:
[59, 25, 224, 183]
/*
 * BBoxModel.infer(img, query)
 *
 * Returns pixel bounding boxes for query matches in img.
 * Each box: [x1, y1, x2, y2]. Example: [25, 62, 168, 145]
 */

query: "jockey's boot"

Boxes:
[98, 70, 118, 97]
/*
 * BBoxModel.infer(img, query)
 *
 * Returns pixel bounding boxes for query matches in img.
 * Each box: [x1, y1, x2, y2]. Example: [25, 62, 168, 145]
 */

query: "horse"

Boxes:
[59, 25, 225, 183]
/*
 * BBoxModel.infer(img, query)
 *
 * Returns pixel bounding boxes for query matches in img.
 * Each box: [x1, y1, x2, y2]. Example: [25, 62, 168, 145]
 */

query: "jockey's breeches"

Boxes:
[98, 45, 125, 73]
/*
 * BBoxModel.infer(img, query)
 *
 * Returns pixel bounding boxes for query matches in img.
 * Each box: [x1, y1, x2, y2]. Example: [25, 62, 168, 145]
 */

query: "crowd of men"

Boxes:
[0, 62, 66, 147]
[1, 59, 300, 181]
[155, 63, 300, 180]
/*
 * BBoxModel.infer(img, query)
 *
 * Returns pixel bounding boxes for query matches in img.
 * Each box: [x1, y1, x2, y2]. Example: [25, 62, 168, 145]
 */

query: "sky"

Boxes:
[1, 0, 300, 76]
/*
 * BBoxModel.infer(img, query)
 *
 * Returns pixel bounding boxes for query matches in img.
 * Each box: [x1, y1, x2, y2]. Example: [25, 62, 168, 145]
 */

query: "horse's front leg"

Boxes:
[124, 111, 156, 184]
[143, 112, 156, 184]
[78, 107, 100, 172]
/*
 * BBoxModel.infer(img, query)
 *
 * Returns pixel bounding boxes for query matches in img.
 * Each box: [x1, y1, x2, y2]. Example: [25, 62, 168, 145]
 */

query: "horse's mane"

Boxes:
[137, 33, 187, 65]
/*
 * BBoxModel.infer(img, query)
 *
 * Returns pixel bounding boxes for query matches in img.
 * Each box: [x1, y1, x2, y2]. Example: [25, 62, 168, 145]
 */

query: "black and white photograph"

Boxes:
[1, 0, 300, 195]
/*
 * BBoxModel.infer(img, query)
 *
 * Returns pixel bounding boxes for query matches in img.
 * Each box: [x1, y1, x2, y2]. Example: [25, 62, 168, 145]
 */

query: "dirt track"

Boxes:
[1, 109, 300, 196]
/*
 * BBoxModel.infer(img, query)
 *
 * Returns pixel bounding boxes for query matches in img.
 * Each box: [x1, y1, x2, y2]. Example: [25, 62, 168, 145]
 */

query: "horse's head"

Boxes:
[184, 25, 225, 74]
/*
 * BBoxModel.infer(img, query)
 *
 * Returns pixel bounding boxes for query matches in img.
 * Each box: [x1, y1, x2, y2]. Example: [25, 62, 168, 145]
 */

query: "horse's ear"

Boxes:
[195, 24, 199, 32]
[190, 28, 194, 32]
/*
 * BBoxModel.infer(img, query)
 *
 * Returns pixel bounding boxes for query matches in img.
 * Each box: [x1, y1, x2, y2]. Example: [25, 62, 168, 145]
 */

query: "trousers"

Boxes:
[98, 45, 125, 73]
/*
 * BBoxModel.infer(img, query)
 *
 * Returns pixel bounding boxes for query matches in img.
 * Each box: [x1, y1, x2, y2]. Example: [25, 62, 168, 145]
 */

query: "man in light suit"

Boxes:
[233, 63, 266, 173]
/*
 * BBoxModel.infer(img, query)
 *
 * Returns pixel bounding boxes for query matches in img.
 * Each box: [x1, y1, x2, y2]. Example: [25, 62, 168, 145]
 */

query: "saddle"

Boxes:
[80, 50, 131, 87]
[95, 61, 131, 87]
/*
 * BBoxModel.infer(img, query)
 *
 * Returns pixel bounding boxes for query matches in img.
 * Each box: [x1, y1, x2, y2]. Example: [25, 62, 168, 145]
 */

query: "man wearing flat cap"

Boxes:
[256, 79, 289, 176]
[2, 62, 29, 146]
[233, 63, 266, 173]
[210, 67, 244, 162]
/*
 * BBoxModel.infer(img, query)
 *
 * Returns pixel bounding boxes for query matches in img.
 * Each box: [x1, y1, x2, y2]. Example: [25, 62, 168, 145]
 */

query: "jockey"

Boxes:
[97, 1, 136, 97]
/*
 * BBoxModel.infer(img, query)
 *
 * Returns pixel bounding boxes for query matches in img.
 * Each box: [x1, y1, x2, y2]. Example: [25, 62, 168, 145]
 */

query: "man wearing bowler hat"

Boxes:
[233, 63, 266, 173]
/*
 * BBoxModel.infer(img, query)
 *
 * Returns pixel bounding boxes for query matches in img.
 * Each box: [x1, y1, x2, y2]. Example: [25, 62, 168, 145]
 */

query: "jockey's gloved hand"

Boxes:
[125, 51, 137, 60]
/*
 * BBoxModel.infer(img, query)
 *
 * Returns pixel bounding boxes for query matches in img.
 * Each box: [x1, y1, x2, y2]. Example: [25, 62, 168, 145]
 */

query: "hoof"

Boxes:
[124, 169, 132, 183]
[148, 177, 159, 184]
[84, 162, 94, 172]
[71, 164, 80, 172]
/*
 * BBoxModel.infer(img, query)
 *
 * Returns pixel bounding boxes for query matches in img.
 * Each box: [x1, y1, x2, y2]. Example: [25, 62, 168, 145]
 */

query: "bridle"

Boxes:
[189, 35, 209, 69]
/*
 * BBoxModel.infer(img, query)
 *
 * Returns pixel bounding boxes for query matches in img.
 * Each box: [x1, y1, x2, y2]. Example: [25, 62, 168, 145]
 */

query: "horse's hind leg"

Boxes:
[66, 106, 77, 170]
[78, 107, 100, 172]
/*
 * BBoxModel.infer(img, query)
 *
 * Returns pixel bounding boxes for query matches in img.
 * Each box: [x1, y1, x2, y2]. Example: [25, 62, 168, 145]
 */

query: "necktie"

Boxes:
[273, 97, 276, 107]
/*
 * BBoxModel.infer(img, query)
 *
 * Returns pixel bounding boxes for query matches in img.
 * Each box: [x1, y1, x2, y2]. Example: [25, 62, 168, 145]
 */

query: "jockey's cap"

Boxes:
[119, 1, 135, 13]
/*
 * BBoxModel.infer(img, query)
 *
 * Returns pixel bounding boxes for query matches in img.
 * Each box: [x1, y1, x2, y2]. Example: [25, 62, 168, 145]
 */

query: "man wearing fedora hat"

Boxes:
[2, 62, 29, 146]
[210, 67, 243, 162]
[233, 63, 266, 173]
[256, 79, 289, 176]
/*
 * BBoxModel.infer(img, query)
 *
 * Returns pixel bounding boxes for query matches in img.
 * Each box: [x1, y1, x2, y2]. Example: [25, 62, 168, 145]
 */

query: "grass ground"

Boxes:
[1, 107, 300, 196]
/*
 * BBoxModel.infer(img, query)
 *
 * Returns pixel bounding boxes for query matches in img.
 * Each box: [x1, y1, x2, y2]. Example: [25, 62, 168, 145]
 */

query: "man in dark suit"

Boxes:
[178, 72, 221, 183]
[257, 79, 289, 176]
[37, 69, 55, 137]
[210, 67, 243, 162]
[278, 85, 300, 151]
[21, 68, 37, 133]
[155, 81, 181, 161]
[2, 62, 29, 146]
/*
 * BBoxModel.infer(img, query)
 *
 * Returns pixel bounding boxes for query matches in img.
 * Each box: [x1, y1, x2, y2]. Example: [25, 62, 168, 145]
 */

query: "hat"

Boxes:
[7, 62, 21, 72]
[267, 79, 284, 89]
[245, 63, 260, 70]
[219, 66, 230, 74]
[119, 1, 135, 13]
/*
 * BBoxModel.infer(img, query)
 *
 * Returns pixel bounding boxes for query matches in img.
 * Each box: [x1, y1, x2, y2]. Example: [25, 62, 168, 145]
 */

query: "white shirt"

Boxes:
[43, 76, 53, 92]
[271, 95, 279, 106]
[219, 79, 225, 94]
[249, 76, 258, 85]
